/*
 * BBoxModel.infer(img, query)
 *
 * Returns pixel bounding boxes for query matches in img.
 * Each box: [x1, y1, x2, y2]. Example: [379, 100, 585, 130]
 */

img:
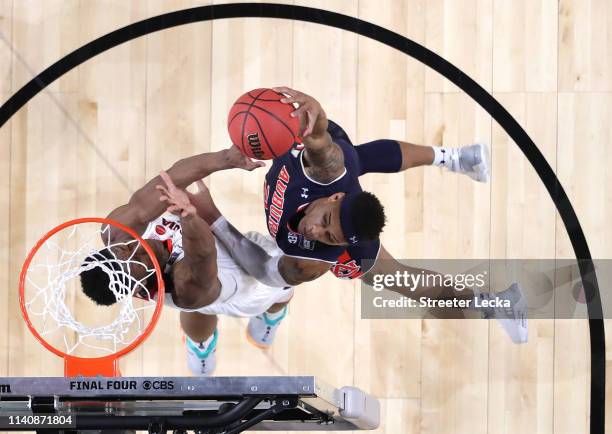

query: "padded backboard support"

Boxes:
[0, 376, 379, 433]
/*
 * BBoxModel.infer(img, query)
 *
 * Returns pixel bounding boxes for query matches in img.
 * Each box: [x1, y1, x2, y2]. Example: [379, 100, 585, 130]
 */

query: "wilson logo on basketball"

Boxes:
[246, 133, 264, 159]
[155, 225, 166, 235]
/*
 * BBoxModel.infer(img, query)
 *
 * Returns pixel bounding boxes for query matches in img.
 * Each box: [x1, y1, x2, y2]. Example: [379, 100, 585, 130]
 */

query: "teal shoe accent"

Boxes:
[262, 306, 287, 326]
[186, 330, 218, 359]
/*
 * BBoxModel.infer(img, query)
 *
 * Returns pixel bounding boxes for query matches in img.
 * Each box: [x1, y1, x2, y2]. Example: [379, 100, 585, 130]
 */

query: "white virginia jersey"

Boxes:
[139, 214, 293, 318]
[141, 212, 184, 272]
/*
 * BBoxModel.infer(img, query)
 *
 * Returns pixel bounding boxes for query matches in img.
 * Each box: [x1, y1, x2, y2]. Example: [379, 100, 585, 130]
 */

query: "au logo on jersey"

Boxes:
[332, 259, 361, 279]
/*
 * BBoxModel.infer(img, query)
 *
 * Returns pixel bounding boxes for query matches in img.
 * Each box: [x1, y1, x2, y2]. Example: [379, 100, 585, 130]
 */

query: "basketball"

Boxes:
[227, 88, 300, 160]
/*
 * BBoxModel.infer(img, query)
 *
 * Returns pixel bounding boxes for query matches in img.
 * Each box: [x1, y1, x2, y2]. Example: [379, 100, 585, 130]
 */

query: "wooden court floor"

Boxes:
[0, 1, 611, 433]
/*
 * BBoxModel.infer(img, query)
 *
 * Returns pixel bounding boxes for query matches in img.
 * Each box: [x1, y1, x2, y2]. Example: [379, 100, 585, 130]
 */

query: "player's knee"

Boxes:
[173, 281, 219, 310]
[197, 277, 224, 308]
[173, 293, 202, 310]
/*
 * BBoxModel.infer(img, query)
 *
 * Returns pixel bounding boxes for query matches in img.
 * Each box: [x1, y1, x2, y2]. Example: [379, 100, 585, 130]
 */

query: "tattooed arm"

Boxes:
[274, 86, 345, 184]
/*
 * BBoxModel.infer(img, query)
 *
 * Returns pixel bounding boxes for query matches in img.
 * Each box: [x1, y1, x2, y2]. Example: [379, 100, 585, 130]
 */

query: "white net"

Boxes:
[22, 221, 161, 358]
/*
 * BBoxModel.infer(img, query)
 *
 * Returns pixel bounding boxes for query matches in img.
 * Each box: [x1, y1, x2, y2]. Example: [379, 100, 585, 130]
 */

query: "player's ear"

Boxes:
[328, 192, 345, 202]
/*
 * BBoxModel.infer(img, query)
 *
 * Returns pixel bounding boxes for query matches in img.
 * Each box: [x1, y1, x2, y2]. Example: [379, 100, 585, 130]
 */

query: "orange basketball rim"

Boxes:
[18, 217, 165, 377]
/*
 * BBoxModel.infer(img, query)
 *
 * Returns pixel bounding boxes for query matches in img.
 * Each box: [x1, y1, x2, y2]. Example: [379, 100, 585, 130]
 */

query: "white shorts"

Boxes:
[163, 232, 293, 318]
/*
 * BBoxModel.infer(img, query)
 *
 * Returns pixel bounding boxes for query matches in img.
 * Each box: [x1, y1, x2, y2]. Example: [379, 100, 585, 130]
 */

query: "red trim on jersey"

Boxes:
[287, 203, 310, 233]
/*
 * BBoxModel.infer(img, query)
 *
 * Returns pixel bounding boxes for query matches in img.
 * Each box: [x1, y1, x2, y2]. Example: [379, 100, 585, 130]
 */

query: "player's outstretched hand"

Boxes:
[225, 145, 266, 169]
[273, 86, 327, 138]
[156, 171, 197, 218]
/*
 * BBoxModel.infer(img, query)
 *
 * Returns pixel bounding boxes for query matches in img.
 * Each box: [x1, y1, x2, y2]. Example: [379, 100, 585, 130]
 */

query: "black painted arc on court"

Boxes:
[0, 4, 604, 433]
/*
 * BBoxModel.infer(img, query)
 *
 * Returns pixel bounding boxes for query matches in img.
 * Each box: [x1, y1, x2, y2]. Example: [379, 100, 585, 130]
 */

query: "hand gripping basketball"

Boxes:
[273, 86, 328, 138]
[225, 145, 266, 171]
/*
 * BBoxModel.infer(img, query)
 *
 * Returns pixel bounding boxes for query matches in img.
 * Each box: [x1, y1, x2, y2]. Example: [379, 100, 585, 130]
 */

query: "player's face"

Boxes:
[298, 193, 348, 246]
[114, 241, 168, 280]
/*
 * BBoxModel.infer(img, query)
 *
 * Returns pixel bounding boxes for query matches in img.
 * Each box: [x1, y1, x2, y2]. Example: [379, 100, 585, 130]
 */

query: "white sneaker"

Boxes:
[487, 283, 528, 344]
[446, 143, 490, 182]
[246, 306, 287, 349]
[185, 330, 218, 376]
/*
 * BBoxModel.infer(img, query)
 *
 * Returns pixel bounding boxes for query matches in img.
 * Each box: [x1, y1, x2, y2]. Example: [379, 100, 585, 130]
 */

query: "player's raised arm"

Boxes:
[273, 86, 345, 184]
[106, 146, 264, 239]
[156, 171, 221, 309]
[272, 87, 489, 183]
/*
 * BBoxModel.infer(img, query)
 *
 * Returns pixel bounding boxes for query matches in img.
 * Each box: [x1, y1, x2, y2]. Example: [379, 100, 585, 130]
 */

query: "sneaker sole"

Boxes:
[246, 329, 272, 350]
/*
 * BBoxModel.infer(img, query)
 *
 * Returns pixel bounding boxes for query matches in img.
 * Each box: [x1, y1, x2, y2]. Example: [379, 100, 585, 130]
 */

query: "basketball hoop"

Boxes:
[19, 217, 164, 377]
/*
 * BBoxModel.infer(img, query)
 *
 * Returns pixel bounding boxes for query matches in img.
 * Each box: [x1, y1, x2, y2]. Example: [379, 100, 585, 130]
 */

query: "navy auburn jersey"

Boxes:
[263, 120, 398, 280]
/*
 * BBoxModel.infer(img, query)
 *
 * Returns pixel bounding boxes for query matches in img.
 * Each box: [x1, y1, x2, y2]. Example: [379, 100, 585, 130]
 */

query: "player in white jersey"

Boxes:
[79, 146, 291, 376]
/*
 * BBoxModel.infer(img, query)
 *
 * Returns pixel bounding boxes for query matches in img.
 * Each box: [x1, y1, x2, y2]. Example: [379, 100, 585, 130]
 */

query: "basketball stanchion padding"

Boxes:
[0, 376, 380, 431]
[19, 217, 164, 377]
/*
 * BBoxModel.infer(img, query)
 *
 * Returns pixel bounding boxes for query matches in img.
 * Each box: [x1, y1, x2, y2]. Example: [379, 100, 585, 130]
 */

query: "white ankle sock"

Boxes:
[265, 306, 286, 320]
[187, 332, 215, 350]
[432, 146, 456, 169]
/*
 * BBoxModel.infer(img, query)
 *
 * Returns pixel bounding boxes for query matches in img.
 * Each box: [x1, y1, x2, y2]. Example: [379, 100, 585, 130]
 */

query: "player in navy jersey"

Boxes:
[260, 118, 383, 276]
[207, 86, 528, 345]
